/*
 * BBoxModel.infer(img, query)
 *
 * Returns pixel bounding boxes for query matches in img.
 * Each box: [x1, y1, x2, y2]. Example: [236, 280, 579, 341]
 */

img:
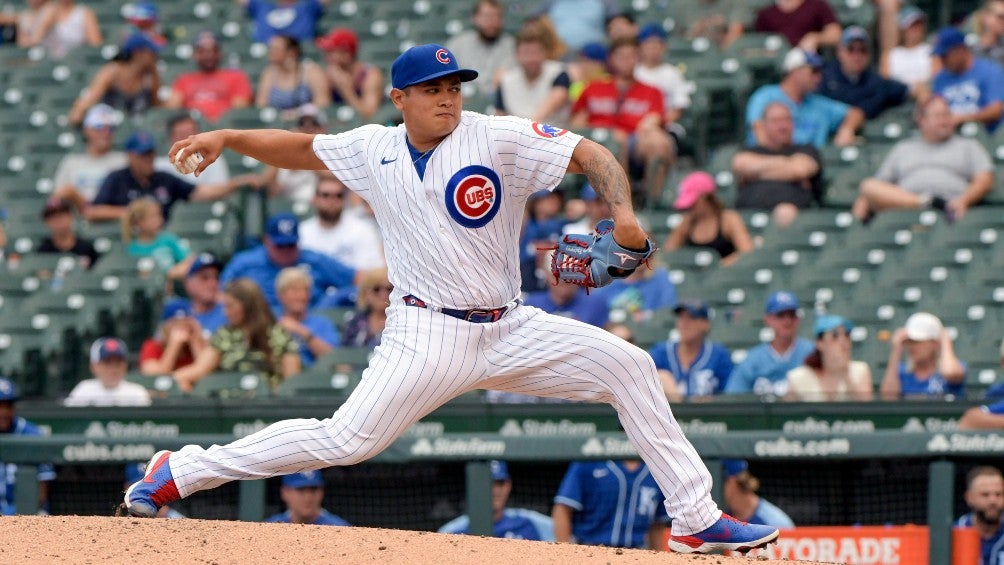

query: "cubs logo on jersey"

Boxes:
[531, 122, 568, 138]
[445, 165, 502, 228]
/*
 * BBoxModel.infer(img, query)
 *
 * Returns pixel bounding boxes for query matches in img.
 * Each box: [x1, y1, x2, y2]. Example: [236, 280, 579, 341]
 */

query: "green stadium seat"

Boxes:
[190, 371, 271, 399]
[276, 364, 361, 398]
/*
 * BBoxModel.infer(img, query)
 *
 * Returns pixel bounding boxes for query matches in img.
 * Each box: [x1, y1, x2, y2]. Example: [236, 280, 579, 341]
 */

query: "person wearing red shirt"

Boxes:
[166, 31, 254, 122]
[138, 302, 208, 376]
[571, 37, 674, 207]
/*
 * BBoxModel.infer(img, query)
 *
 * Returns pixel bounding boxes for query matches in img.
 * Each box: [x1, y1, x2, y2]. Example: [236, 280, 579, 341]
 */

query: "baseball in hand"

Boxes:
[173, 150, 204, 175]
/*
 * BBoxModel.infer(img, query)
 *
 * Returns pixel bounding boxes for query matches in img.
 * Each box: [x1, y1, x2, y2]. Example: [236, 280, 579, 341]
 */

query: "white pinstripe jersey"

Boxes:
[313, 112, 582, 310]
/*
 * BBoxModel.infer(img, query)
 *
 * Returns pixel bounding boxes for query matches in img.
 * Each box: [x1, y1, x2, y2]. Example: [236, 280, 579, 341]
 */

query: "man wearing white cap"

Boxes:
[53, 104, 128, 209]
[879, 312, 967, 399]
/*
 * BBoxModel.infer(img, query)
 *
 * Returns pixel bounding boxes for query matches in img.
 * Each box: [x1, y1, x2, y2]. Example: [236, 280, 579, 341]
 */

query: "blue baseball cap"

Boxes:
[489, 460, 510, 481]
[840, 26, 869, 46]
[161, 301, 193, 322]
[723, 459, 749, 478]
[90, 337, 128, 363]
[764, 291, 800, 315]
[674, 298, 710, 320]
[266, 213, 300, 246]
[637, 23, 668, 43]
[580, 42, 607, 62]
[125, 130, 156, 154]
[814, 314, 853, 336]
[932, 27, 966, 57]
[282, 470, 324, 488]
[126, 2, 159, 23]
[120, 31, 161, 56]
[187, 252, 223, 277]
[390, 44, 478, 90]
[0, 377, 18, 402]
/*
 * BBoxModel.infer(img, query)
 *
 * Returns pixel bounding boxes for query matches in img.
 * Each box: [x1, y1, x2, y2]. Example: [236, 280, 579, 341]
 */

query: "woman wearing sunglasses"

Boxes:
[785, 314, 874, 402]
[342, 269, 392, 348]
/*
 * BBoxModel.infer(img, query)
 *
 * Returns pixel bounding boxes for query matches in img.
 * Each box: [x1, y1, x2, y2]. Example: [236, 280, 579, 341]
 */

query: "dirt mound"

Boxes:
[1, 516, 823, 564]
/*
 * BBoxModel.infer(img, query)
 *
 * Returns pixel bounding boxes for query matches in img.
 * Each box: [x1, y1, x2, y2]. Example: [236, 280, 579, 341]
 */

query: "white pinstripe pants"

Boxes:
[170, 304, 721, 535]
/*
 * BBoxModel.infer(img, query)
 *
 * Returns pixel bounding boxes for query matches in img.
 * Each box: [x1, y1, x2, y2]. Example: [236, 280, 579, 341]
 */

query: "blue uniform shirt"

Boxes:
[554, 460, 667, 548]
[520, 217, 567, 263]
[282, 311, 340, 367]
[725, 338, 815, 395]
[745, 85, 851, 147]
[595, 267, 677, 316]
[817, 61, 909, 119]
[265, 509, 350, 526]
[2, 416, 56, 515]
[523, 290, 609, 327]
[956, 513, 1004, 565]
[438, 508, 554, 540]
[163, 298, 226, 335]
[92, 169, 194, 221]
[648, 339, 733, 397]
[247, 0, 324, 43]
[896, 362, 967, 398]
[221, 246, 355, 309]
[747, 498, 796, 529]
[933, 58, 1004, 132]
[985, 400, 1004, 414]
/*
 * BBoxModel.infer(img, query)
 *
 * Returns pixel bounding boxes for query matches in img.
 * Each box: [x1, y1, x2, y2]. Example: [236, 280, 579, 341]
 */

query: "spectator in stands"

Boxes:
[139, 302, 207, 376]
[880, 6, 936, 94]
[341, 268, 390, 348]
[553, 459, 667, 548]
[155, 114, 232, 186]
[931, 27, 1004, 132]
[124, 2, 165, 47]
[784, 314, 874, 402]
[594, 254, 677, 323]
[567, 42, 609, 103]
[275, 267, 338, 367]
[258, 104, 327, 203]
[663, 171, 753, 266]
[746, 48, 864, 149]
[520, 14, 567, 61]
[976, 0, 1004, 70]
[446, 0, 516, 96]
[240, 0, 328, 44]
[634, 23, 690, 145]
[37, 197, 100, 269]
[648, 298, 733, 401]
[495, 28, 571, 125]
[955, 466, 1004, 564]
[0, 0, 48, 48]
[315, 28, 383, 120]
[54, 104, 127, 209]
[256, 34, 330, 115]
[174, 278, 301, 392]
[64, 338, 152, 407]
[165, 31, 255, 123]
[298, 174, 385, 271]
[673, 0, 746, 49]
[854, 96, 994, 222]
[87, 131, 255, 223]
[535, 0, 620, 52]
[222, 213, 356, 310]
[880, 312, 966, 399]
[754, 0, 841, 51]
[67, 32, 161, 126]
[121, 198, 194, 283]
[267, 471, 348, 525]
[734, 102, 825, 227]
[520, 190, 568, 291]
[725, 291, 814, 396]
[25, 0, 101, 59]
[605, 12, 638, 42]
[818, 26, 910, 120]
[0, 377, 54, 515]
[524, 251, 610, 328]
[605, 322, 636, 344]
[721, 459, 795, 528]
[960, 398, 1004, 429]
[440, 460, 555, 540]
[563, 183, 609, 234]
[164, 252, 227, 335]
[571, 37, 675, 208]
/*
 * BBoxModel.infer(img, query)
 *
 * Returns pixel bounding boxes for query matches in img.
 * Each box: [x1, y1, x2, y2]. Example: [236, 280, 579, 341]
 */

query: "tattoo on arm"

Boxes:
[581, 148, 632, 215]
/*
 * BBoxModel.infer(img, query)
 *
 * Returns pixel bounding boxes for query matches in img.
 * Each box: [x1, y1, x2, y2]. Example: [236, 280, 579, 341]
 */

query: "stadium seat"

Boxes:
[276, 365, 361, 398]
[190, 371, 271, 399]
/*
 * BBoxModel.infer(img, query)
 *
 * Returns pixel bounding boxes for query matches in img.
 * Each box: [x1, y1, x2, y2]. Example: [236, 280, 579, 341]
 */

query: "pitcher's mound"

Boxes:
[2, 515, 823, 564]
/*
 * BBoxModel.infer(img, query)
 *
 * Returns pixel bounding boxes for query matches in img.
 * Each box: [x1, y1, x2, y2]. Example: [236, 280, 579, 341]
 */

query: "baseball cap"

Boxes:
[579, 42, 608, 62]
[0, 377, 18, 402]
[316, 28, 358, 57]
[764, 291, 800, 315]
[120, 31, 162, 56]
[187, 252, 223, 277]
[489, 460, 510, 481]
[90, 337, 128, 363]
[126, 2, 158, 24]
[674, 298, 710, 320]
[932, 27, 967, 57]
[41, 197, 74, 219]
[391, 44, 478, 90]
[814, 314, 853, 336]
[782, 48, 824, 73]
[83, 103, 118, 130]
[125, 130, 157, 154]
[282, 470, 324, 489]
[192, 30, 219, 49]
[266, 213, 300, 246]
[723, 459, 749, 478]
[160, 301, 193, 322]
[673, 171, 716, 210]
[637, 23, 668, 43]
[840, 26, 869, 47]
[899, 6, 927, 30]
[904, 312, 943, 341]
[295, 103, 327, 126]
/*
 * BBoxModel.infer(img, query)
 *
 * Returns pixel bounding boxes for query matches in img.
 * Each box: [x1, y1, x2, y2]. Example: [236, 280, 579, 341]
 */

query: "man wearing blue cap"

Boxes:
[130, 42, 781, 555]
[439, 460, 554, 540]
[818, 26, 909, 119]
[931, 26, 1004, 132]
[0, 378, 55, 515]
[725, 291, 814, 395]
[648, 299, 733, 400]
[265, 471, 349, 526]
[161, 252, 227, 335]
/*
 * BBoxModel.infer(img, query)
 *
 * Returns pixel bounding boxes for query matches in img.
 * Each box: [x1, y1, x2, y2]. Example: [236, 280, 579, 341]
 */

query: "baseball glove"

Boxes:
[545, 219, 655, 290]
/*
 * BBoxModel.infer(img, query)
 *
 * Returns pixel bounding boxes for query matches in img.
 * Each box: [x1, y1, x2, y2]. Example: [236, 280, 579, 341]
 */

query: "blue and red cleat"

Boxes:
[668, 513, 780, 554]
[118, 450, 180, 518]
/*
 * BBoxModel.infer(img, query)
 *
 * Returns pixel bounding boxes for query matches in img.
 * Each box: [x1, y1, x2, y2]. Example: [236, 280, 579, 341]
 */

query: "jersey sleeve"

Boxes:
[490, 115, 583, 199]
[312, 125, 384, 195]
[437, 515, 471, 534]
[554, 462, 586, 510]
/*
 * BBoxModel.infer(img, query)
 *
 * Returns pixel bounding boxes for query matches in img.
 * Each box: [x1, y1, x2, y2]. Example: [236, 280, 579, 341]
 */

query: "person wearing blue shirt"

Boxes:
[960, 399, 1004, 429]
[955, 466, 1004, 565]
[725, 291, 815, 396]
[244, 0, 326, 44]
[439, 461, 554, 541]
[817, 27, 909, 119]
[0, 378, 55, 515]
[520, 190, 568, 291]
[880, 312, 966, 399]
[721, 459, 794, 529]
[165, 252, 227, 336]
[553, 459, 667, 548]
[265, 471, 350, 526]
[523, 260, 610, 328]
[648, 298, 733, 399]
[222, 213, 356, 309]
[275, 266, 339, 367]
[931, 27, 1004, 132]
[746, 48, 864, 148]
[594, 263, 677, 323]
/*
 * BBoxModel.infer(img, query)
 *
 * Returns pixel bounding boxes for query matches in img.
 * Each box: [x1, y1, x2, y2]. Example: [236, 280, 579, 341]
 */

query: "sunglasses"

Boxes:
[316, 191, 345, 200]
[772, 310, 799, 319]
[845, 46, 869, 54]
[818, 328, 850, 339]
[298, 118, 322, 128]
[371, 285, 394, 293]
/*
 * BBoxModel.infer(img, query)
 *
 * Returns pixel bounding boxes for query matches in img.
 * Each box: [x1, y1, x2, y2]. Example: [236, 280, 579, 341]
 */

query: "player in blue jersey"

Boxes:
[956, 466, 1004, 565]
[648, 298, 732, 400]
[265, 471, 350, 526]
[722, 460, 794, 529]
[0, 378, 55, 515]
[439, 460, 554, 540]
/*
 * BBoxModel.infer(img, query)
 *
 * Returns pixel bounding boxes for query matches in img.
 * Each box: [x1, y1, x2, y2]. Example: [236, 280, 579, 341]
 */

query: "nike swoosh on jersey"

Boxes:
[380, 157, 397, 165]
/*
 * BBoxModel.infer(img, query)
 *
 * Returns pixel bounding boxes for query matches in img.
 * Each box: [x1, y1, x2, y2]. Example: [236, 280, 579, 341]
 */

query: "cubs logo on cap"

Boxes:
[531, 122, 568, 138]
[445, 165, 502, 229]
[391, 44, 479, 90]
[435, 48, 451, 64]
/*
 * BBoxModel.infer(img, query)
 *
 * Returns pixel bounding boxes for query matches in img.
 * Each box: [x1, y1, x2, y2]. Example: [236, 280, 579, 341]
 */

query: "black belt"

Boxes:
[402, 294, 520, 323]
